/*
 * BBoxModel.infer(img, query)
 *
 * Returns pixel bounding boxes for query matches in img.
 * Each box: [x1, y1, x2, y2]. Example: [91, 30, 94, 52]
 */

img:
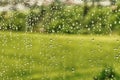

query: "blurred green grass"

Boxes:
[0, 32, 120, 80]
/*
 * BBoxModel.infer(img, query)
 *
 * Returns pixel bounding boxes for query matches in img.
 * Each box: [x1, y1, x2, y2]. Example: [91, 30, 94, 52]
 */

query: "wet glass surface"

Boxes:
[0, 0, 120, 80]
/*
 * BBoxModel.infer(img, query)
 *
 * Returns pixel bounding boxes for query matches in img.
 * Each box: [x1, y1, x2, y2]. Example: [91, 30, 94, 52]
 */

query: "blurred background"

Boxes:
[0, 0, 120, 34]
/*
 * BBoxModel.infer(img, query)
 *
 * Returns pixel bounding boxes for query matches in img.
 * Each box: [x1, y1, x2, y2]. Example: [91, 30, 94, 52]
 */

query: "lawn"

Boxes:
[0, 32, 120, 80]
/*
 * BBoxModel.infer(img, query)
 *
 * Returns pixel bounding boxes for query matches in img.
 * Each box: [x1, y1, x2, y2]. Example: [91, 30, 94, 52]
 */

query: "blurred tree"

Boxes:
[64, 0, 73, 4]
[109, 0, 117, 5]
[90, 0, 101, 6]
[0, 0, 33, 7]
[82, 0, 89, 16]
[91, 0, 95, 6]
[96, 0, 101, 6]
[0, 0, 8, 6]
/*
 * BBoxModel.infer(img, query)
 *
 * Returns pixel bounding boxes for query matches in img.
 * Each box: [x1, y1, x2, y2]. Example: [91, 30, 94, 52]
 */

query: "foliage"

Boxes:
[94, 67, 120, 80]
[83, 7, 112, 34]
[0, 3, 120, 34]
[0, 11, 26, 31]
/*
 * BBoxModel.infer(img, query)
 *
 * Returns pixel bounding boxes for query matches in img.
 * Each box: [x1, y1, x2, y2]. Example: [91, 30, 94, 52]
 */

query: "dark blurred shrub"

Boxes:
[94, 67, 120, 80]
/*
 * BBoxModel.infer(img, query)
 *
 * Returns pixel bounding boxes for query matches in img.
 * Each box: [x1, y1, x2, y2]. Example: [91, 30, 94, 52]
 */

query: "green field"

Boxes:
[0, 32, 120, 80]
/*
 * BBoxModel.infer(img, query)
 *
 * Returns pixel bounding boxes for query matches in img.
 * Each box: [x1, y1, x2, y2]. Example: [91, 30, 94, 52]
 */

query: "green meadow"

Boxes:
[0, 32, 120, 80]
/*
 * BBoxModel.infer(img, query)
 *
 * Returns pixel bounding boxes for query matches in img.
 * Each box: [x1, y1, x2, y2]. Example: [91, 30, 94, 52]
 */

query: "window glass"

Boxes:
[0, 0, 120, 80]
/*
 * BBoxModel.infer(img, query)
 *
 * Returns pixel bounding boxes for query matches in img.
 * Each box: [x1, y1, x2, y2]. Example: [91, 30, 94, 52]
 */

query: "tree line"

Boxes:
[0, 0, 120, 34]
